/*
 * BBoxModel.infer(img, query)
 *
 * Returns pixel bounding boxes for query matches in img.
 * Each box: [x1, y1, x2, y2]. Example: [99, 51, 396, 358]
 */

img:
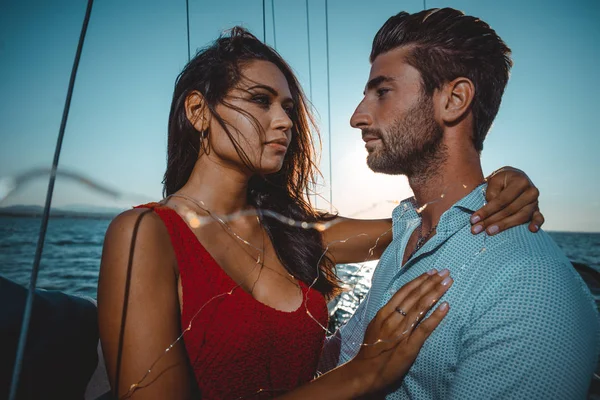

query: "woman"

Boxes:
[98, 27, 542, 399]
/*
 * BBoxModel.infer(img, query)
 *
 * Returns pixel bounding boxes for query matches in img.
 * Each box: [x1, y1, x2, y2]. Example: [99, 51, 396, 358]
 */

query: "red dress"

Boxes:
[136, 204, 329, 399]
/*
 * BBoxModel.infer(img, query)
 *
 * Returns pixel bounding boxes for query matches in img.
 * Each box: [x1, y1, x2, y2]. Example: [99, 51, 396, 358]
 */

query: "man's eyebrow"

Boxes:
[247, 84, 293, 103]
[364, 75, 396, 95]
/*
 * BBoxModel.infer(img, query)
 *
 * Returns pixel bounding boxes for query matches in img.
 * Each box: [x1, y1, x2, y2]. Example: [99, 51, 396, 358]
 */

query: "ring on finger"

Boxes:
[395, 306, 407, 317]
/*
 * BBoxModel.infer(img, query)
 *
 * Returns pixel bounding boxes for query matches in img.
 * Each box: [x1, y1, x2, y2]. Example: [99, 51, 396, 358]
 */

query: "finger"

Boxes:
[478, 207, 538, 236]
[406, 301, 450, 348]
[474, 199, 538, 235]
[391, 269, 452, 324]
[403, 273, 453, 327]
[528, 210, 545, 232]
[487, 167, 531, 200]
[484, 170, 506, 199]
[519, 186, 540, 206]
[472, 184, 539, 234]
[378, 271, 446, 336]
[471, 180, 528, 227]
[393, 277, 453, 347]
[485, 167, 529, 201]
[378, 270, 437, 317]
[472, 192, 535, 234]
[382, 275, 452, 350]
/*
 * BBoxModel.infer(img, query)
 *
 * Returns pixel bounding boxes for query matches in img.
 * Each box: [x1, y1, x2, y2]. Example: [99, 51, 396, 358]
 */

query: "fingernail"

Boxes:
[427, 268, 437, 275]
[470, 215, 480, 224]
[487, 225, 499, 235]
[441, 277, 452, 286]
[472, 225, 483, 234]
[534, 225, 539, 231]
[439, 302, 449, 311]
[438, 268, 449, 277]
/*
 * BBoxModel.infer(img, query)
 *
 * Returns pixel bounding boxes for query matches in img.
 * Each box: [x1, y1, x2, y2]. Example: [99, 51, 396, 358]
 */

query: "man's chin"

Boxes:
[366, 155, 405, 175]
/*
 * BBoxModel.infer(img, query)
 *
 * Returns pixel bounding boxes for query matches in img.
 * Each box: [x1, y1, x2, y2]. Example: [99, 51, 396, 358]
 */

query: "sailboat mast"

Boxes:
[8, 1, 95, 398]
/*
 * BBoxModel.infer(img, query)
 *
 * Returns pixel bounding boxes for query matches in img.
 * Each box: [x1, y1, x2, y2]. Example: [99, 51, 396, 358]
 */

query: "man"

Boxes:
[322, 8, 599, 399]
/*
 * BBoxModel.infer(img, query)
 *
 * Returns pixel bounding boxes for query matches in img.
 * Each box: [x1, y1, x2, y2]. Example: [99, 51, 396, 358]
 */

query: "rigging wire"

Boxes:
[262, 0, 267, 43]
[186, 0, 191, 61]
[8, 1, 95, 398]
[271, 0, 277, 49]
[305, 0, 317, 205]
[324, 0, 333, 212]
[305, 0, 313, 101]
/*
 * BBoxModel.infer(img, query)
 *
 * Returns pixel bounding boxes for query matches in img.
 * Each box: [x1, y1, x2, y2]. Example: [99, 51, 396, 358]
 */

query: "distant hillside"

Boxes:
[0, 205, 125, 219]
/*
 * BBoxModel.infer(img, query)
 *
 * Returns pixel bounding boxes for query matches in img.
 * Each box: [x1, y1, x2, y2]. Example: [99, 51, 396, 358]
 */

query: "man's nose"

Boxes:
[350, 100, 372, 129]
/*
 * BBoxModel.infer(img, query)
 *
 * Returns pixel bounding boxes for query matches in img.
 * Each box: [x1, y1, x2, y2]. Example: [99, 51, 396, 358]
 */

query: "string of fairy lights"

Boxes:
[5, 1, 498, 399]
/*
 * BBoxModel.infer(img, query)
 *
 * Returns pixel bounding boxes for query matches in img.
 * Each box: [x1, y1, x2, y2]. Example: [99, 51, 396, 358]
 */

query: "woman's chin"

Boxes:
[257, 161, 285, 175]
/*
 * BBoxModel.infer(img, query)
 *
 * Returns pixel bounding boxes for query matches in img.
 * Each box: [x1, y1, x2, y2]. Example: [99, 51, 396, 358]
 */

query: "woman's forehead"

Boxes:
[238, 60, 292, 97]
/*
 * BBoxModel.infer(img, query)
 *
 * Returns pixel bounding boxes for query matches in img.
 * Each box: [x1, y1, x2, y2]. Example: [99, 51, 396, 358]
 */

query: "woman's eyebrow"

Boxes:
[247, 84, 278, 95]
[247, 84, 293, 103]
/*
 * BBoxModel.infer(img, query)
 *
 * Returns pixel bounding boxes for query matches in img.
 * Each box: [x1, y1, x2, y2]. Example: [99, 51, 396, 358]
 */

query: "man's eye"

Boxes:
[377, 88, 390, 97]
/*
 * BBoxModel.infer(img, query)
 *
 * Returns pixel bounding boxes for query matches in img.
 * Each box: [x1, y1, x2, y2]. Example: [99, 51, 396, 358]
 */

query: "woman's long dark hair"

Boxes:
[163, 27, 340, 298]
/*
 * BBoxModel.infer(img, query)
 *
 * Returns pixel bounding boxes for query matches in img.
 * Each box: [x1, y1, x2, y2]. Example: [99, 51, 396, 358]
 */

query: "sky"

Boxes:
[0, 0, 598, 232]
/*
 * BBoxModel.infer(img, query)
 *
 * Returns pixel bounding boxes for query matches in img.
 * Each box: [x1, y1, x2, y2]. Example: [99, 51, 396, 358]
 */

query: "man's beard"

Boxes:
[365, 95, 447, 181]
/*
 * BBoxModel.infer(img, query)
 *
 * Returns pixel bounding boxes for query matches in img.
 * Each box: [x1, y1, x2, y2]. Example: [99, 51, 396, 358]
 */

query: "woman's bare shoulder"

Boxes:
[106, 207, 169, 241]
[101, 207, 177, 277]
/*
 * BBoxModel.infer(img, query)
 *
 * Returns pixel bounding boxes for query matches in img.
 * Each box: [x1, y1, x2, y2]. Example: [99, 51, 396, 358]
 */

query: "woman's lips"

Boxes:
[266, 142, 288, 152]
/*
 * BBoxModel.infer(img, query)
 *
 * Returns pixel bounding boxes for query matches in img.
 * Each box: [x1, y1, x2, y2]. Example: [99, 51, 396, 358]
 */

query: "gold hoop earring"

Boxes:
[199, 130, 211, 155]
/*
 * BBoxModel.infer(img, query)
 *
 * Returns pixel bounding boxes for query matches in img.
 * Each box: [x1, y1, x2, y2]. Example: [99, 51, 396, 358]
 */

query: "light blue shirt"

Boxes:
[332, 184, 599, 399]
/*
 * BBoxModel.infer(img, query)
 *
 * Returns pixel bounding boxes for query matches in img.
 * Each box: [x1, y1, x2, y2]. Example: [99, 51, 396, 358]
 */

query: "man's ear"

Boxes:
[184, 91, 210, 132]
[438, 77, 475, 125]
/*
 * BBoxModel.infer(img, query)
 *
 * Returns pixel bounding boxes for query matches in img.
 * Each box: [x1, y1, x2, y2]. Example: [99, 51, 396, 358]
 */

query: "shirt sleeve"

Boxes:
[448, 255, 599, 399]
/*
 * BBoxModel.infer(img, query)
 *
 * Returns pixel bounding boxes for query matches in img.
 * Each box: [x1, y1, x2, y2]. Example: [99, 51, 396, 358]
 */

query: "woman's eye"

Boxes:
[283, 106, 294, 116]
[251, 95, 270, 106]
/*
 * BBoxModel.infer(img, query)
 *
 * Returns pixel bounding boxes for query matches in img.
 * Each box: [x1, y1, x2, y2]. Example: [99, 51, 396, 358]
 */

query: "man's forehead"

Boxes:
[368, 46, 413, 80]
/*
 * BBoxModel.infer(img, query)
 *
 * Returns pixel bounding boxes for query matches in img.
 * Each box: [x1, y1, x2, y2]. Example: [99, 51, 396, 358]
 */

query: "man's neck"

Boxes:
[408, 149, 484, 232]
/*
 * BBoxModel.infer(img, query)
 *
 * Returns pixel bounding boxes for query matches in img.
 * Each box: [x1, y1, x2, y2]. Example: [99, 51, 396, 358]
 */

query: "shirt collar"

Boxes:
[392, 182, 488, 238]
[452, 182, 488, 214]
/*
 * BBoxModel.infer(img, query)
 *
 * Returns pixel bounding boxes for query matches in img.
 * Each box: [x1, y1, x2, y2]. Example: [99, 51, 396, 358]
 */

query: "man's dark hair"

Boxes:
[371, 8, 512, 152]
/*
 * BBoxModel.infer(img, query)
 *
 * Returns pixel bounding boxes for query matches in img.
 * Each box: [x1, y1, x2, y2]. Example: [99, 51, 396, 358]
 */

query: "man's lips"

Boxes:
[362, 135, 381, 143]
